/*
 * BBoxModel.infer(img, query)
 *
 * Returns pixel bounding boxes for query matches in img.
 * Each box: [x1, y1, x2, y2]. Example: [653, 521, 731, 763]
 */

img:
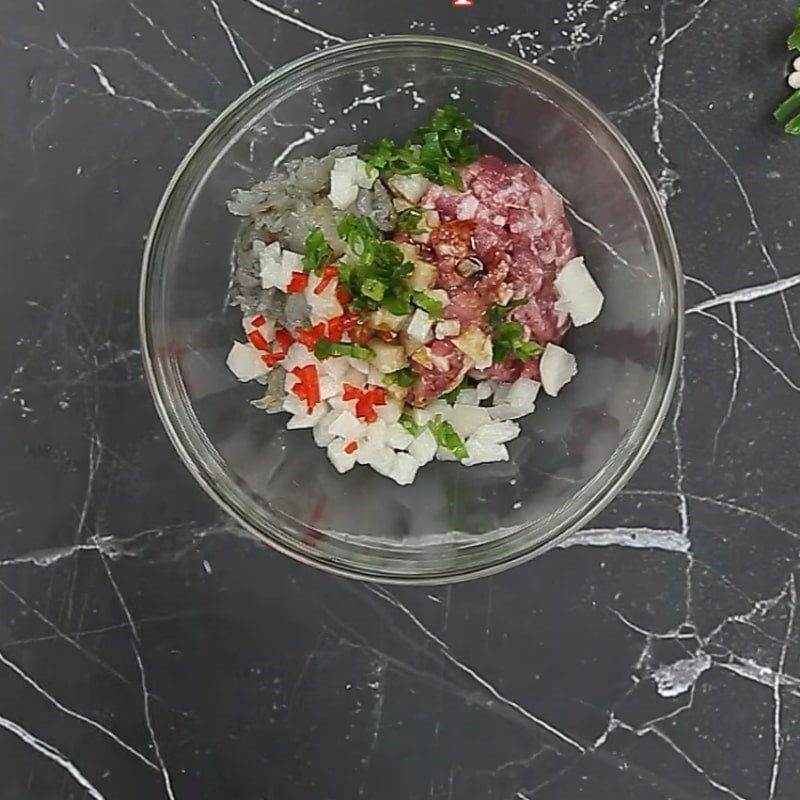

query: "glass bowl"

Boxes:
[140, 36, 683, 584]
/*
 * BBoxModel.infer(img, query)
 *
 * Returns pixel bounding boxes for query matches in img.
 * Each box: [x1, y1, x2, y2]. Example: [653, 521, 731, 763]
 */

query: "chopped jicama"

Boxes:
[540, 343, 578, 397]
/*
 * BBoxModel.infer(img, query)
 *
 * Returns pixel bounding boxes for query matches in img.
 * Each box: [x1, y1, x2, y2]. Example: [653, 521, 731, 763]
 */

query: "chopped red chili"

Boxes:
[314, 265, 339, 296]
[247, 329, 270, 351]
[286, 272, 309, 294]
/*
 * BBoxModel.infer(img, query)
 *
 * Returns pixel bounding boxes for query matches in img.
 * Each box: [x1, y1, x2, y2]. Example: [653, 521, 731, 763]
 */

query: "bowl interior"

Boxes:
[143, 38, 681, 581]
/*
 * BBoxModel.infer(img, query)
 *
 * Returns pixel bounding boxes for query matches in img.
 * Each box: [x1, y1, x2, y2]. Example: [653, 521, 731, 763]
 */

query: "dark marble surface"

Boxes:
[2, 0, 800, 797]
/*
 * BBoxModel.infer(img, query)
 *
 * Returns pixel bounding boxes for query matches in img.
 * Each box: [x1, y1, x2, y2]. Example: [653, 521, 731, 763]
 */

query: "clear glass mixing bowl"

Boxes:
[140, 36, 683, 584]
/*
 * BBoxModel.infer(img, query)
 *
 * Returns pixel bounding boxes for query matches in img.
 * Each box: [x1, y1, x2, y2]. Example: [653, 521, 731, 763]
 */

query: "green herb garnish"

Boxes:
[487, 298, 528, 327]
[411, 292, 443, 320]
[334, 215, 416, 314]
[363, 105, 479, 190]
[384, 368, 417, 388]
[429, 414, 469, 459]
[399, 413, 420, 437]
[302, 228, 334, 274]
[491, 321, 544, 364]
[396, 207, 426, 235]
[774, 9, 800, 135]
[315, 340, 374, 360]
[442, 380, 466, 406]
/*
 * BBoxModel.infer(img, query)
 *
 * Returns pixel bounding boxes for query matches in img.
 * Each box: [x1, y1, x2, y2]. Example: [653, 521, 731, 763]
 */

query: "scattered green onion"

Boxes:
[411, 292, 443, 320]
[399, 413, 420, 437]
[491, 320, 543, 364]
[396, 207, 426, 235]
[361, 278, 386, 302]
[774, 9, 800, 135]
[302, 228, 334, 274]
[429, 414, 469, 459]
[384, 368, 417, 388]
[315, 340, 374, 360]
[362, 105, 479, 190]
[487, 298, 528, 327]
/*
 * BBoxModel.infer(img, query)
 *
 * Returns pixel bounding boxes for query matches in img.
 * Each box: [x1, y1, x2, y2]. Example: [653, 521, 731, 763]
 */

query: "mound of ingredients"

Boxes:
[226, 106, 604, 485]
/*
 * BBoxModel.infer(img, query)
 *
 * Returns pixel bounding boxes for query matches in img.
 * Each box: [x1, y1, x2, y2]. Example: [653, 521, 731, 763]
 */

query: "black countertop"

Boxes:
[2, 1, 800, 798]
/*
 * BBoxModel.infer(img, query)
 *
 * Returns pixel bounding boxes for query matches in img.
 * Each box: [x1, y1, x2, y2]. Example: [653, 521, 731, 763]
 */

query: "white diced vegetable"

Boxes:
[452, 326, 492, 370]
[376, 398, 403, 424]
[506, 377, 541, 408]
[257, 241, 291, 290]
[287, 403, 327, 429]
[462, 441, 509, 467]
[362, 445, 396, 477]
[369, 339, 409, 373]
[320, 356, 350, 380]
[435, 319, 461, 339]
[329, 161, 359, 209]
[226, 341, 267, 382]
[387, 174, 432, 203]
[454, 388, 479, 405]
[313, 410, 339, 447]
[389, 452, 420, 486]
[343, 368, 367, 388]
[540, 343, 578, 397]
[328, 410, 367, 440]
[406, 309, 433, 343]
[282, 393, 308, 417]
[554, 256, 604, 326]
[386, 422, 414, 450]
[446, 404, 491, 438]
[428, 289, 449, 305]
[327, 439, 358, 473]
[365, 418, 388, 448]
[346, 357, 370, 375]
[408, 428, 437, 464]
[476, 381, 493, 401]
[319, 375, 341, 400]
[305, 274, 342, 324]
[491, 382, 511, 404]
[281, 250, 304, 274]
[456, 194, 480, 220]
[436, 446, 459, 461]
[488, 404, 533, 421]
[353, 157, 377, 189]
[283, 343, 317, 371]
[470, 420, 520, 445]
[367, 366, 385, 387]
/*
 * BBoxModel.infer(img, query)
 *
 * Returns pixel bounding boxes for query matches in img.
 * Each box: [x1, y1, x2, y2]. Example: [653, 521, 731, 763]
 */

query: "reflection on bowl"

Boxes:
[140, 36, 683, 584]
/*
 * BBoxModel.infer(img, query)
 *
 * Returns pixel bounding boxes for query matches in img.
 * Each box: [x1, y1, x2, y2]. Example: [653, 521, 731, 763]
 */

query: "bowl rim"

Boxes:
[140, 34, 684, 585]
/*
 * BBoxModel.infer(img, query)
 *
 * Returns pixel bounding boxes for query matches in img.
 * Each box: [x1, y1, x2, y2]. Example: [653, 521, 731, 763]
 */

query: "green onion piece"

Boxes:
[492, 339, 513, 364]
[429, 415, 468, 459]
[338, 215, 379, 255]
[487, 298, 528, 327]
[384, 368, 417, 388]
[789, 7, 800, 50]
[515, 341, 545, 361]
[399, 413, 420, 437]
[442, 381, 465, 406]
[774, 89, 800, 123]
[315, 340, 374, 360]
[361, 278, 386, 302]
[302, 228, 334, 274]
[412, 292, 443, 319]
[396, 207, 425, 235]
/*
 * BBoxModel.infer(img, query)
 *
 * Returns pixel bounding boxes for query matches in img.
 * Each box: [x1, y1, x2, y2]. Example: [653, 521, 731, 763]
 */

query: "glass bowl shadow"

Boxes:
[140, 36, 683, 584]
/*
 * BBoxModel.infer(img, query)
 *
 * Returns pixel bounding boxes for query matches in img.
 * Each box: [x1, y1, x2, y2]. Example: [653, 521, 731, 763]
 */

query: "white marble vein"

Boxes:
[98, 555, 177, 800]
[668, 100, 800, 352]
[768, 575, 796, 800]
[243, 0, 345, 43]
[367, 586, 585, 753]
[0, 714, 106, 800]
[688, 273, 800, 314]
[209, 0, 255, 86]
[0, 648, 157, 770]
[560, 527, 690, 553]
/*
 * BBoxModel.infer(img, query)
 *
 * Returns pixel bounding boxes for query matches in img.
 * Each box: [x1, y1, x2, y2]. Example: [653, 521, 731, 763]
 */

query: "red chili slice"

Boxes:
[314, 266, 339, 296]
[344, 441, 358, 455]
[247, 329, 270, 351]
[291, 365, 320, 412]
[337, 286, 353, 306]
[250, 314, 266, 328]
[286, 272, 309, 293]
[275, 328, 293, 352]
[295, 323, 326, 351]
[342, 384, 362, 402]
[261, 353, 285, 367]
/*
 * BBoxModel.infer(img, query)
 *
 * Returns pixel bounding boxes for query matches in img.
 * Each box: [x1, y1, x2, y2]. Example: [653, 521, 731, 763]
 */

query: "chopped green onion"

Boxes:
[315, 340, 374, 360]
[399, 413, 420, 437]
[302, 228, 334, 274]
[361, 278, 386, 302]
[337, 215, 378, 255]
[775, 90, 800, 125]
[442, 381, 466, 406]
[429, 415, 468, 459]
[396, 207, 425, 235]
[412, 292, 443, 319]
[384, 368, 417, 388]
[362, 105, 479, 190]
[491, 320, 542, 363]
[789, 8, 800, 50]
[487, 298, 528, 327]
